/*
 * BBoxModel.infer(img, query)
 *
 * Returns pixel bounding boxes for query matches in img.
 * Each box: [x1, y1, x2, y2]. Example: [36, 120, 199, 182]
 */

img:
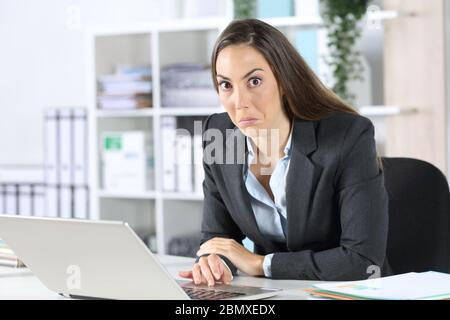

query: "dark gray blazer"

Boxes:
[200, 111, 391, 281]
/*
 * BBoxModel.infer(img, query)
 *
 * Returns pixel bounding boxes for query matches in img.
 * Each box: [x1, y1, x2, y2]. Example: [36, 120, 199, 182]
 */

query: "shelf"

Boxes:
[262, 16, 323, 28]
[359, 106, 418, 117]
[96, 107, 224, 118]
[96, 109, 155, 118]
[89, 17, 227, 37]
[159, 107, 223, 116]
[155, 17, 228, 32]
[161, 192, 204, 201]
[97, 190, 204, 201]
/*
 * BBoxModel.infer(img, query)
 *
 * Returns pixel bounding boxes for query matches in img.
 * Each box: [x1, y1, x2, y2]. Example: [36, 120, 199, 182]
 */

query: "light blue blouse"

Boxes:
[243, 132, 292, 277]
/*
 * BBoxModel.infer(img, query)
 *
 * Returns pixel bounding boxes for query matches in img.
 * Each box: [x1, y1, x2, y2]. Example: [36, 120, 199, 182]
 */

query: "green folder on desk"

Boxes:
[306, 271, 450, 300]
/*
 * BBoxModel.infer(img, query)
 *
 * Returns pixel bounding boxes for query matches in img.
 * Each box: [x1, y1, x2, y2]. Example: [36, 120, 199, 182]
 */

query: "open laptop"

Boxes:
[0, 215, 280, 300]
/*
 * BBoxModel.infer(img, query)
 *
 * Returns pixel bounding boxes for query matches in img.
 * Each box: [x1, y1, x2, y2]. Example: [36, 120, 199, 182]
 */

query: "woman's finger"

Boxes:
[178, 270, 193, 279]
[199, 257, 216, 286]
[207, 254, 223, 281]
[192, 263, 203, 285]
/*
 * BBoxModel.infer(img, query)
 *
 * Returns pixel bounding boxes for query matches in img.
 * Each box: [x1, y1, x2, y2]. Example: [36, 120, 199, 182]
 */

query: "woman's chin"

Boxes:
[239, 125, 262, 137]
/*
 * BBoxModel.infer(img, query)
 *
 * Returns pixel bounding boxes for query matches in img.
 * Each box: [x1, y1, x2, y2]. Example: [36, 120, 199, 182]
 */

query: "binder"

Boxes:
[161, 117, 177, 191]
[33, 185, 45, 217]
[73, 108, 88, 186]
[5, 185, 17, 215]
[74, 186, 89, 219]
[59, 109, 72, 186]
[0, 185, 4, 214]
[18, 185, 32, 216]
[45, 186, 58, 218]
[175, 133, 193, 193]
[44, 107, 90, 219]
[60, 186, 72, 219]
[193, 134, 204, 194]
[44, 109, 58, 185]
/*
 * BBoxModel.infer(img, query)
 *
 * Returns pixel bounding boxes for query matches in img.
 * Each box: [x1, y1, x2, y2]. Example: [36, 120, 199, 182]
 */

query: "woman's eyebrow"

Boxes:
[216, 68, 264, 81]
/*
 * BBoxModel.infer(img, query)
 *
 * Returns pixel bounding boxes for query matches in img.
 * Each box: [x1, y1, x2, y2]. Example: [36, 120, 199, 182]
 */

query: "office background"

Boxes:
[0, 0, 448, 256]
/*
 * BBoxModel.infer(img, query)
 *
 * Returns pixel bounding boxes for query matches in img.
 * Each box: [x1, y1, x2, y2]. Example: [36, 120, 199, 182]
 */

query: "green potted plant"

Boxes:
[320, 0, 369, 104]
[234, 0, 257, 19]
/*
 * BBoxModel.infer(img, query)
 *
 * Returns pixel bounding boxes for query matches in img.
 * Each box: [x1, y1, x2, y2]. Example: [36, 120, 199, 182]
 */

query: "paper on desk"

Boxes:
[313, 271, 450, 300]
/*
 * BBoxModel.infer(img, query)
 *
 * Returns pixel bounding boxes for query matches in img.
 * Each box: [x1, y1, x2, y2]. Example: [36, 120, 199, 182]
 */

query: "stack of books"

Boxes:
[161, 63, 219, 108]
[97, 66, 152, 110]
[0, 238, 25, 268]
[304, 271, 450, 300]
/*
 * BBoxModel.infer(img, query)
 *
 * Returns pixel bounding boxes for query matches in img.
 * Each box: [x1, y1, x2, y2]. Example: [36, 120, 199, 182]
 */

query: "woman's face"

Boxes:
[215, 44, 287, 137]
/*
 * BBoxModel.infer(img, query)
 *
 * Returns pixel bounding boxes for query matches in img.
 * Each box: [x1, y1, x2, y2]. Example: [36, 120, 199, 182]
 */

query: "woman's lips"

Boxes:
[238, 118, 258, 126]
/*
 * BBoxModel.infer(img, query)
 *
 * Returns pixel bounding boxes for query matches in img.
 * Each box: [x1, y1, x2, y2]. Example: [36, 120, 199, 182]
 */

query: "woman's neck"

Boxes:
[250, 117, 292, 161]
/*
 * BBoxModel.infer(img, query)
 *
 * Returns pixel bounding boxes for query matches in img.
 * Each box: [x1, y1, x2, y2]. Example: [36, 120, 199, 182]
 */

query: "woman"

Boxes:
[179, 19, 390, 286]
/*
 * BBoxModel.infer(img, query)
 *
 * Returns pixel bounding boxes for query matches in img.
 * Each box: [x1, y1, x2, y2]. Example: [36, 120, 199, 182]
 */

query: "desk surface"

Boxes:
[0, 255, 322, 300]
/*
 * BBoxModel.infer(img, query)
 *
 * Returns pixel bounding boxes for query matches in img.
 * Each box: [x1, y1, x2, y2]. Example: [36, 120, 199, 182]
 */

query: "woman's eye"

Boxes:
[249, 77, 261, 87]
[219, 81, 232, 91]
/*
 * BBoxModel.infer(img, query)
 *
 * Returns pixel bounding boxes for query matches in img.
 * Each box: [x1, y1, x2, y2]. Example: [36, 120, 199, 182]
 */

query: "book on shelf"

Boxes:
[161, 63, 219, 108]
[97, 65, 152, 110]
[0, 239, 26, 268]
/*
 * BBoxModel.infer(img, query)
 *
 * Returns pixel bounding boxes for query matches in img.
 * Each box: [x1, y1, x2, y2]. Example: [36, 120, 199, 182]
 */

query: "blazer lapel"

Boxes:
[224, 128, 277, 250]
[286, 119, 322, 251]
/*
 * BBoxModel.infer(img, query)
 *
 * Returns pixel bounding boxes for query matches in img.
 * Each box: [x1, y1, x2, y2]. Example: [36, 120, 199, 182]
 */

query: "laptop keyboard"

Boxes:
[182, 286, 245, 300]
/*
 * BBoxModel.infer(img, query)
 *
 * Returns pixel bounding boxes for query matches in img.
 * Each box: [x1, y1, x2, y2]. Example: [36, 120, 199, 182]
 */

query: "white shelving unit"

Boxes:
[86, 8, 402, 255]
[86, 14, 325, 255]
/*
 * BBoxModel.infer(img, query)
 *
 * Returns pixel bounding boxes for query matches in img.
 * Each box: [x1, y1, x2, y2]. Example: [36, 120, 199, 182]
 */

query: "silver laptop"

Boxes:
[0, 215, 280, 300]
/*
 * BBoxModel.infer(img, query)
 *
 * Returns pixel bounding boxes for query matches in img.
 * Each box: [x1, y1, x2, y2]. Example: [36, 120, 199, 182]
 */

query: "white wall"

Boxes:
[0, 0, 180, 166]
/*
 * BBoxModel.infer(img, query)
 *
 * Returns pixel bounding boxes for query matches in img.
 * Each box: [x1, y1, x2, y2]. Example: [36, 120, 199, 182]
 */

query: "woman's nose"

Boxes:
[233, 88, 250, 110]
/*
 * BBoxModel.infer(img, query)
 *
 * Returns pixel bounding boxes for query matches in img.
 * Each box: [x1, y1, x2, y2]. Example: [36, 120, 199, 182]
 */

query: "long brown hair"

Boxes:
[211, 18, 358, 121]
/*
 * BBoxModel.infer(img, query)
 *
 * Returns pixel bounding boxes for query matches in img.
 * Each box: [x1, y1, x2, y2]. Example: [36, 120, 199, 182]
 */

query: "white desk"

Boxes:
[0, 255, 322, 300]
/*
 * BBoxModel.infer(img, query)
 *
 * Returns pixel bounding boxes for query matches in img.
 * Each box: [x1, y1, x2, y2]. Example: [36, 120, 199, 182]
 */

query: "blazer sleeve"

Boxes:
[195, 114, 246, 275]
[271, 116, 389, 281]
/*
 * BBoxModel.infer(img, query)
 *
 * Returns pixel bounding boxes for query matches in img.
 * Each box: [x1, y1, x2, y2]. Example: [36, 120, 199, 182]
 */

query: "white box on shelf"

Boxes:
[102, 131, 149, 192]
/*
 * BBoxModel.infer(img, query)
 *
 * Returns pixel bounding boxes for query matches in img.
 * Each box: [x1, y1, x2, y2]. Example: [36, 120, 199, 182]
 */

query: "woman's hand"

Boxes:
[196, 238, 265, 277]
[178, 253, 233, 287]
